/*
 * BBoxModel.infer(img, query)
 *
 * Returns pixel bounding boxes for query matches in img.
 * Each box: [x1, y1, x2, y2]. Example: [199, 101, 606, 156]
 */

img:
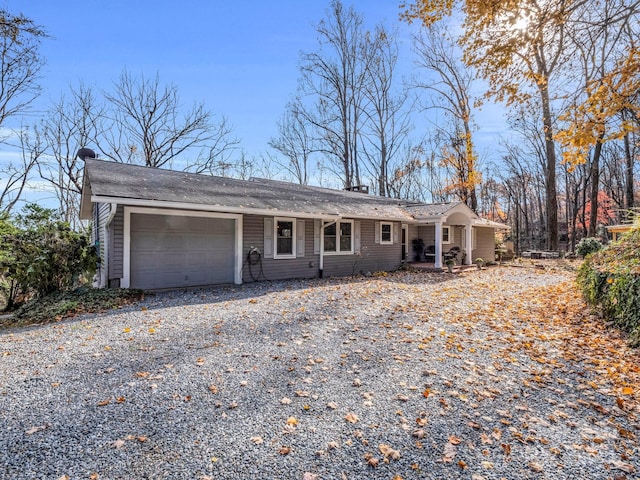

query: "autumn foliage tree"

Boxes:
[402, 0, 590, 250]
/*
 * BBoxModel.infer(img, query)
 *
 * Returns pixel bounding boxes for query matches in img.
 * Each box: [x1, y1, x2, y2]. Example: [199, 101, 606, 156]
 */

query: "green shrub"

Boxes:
[2, 288, 144, 328]
[576, 237, 603, 258]
[0, 204, 99, 310]
[576, 226, 640, 346]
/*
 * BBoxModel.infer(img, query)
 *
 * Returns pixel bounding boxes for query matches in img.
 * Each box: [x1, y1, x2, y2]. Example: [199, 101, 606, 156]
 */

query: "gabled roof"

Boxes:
[80, 159, 509, 230]
[80, 159, 415, 221]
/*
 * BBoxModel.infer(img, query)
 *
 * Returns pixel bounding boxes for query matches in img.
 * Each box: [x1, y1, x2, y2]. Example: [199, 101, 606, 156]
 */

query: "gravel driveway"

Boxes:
[1, 266, 639, 480]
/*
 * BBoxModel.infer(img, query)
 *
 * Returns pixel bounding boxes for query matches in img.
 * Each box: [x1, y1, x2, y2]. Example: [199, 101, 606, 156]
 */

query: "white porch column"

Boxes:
[434, 222, 443, 269]
[465, 222, 473, 265]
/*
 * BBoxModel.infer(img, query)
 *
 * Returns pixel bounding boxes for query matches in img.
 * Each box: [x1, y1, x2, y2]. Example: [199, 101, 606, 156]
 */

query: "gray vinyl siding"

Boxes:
[472, 227, 495, 262]
[94, 203, 111, 285]
[242, 214, 319, 282]
[323, 220, 402, 277]
[96, 203, 110, 262]
[110, 205, 124, 280]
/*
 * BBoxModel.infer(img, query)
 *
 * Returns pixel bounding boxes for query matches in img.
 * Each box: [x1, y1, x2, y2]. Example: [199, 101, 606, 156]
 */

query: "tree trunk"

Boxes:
[624, 131, 634, 219]
[540, 83, 559, 250]
[588, 138, 604, 237]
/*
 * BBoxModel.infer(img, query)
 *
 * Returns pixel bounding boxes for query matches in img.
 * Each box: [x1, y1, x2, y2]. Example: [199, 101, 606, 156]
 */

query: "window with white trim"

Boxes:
[442, 225, 452, 244]
[324, 220, 354, 254]
[275, 218, 296, 258]
[380, 222, 393, 244]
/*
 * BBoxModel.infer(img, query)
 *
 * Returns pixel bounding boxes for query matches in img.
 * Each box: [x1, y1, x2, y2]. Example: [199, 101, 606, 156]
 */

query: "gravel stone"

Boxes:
[0, 266, 638, 479]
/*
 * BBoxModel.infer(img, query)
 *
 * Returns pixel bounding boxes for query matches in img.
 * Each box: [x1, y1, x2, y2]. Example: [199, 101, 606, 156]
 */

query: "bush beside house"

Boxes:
[0, 204, 99, 311]
[577, 225, 640, 346]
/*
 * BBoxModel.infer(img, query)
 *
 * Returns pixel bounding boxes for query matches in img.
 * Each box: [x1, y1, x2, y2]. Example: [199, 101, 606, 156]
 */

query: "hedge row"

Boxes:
[577, 226, 640, 346]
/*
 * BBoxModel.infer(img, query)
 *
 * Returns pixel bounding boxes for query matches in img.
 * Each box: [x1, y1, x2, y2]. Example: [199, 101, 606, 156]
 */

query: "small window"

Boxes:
[324, 223, 337, 252]
[442, 226, 451, 244]
[380, 222, 393, 244]
[275, 218, 296, 258]
[324, 220, 354, 254]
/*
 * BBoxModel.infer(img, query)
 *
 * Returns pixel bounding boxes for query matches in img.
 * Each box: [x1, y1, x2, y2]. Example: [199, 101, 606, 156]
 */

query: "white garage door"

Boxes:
[130, 213, 235, 289]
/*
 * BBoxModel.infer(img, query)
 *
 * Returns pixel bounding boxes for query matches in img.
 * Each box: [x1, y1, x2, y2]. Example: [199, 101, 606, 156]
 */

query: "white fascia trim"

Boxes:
[92, 195, 340, 221]
[122, 206, 244, 288]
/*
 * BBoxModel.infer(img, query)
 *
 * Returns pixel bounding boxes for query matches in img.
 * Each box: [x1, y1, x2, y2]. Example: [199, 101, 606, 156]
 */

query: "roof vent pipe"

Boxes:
[76, 147, 96, 161]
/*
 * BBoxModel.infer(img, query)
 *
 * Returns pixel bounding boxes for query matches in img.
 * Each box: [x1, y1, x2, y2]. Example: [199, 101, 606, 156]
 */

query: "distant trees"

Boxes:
[0, 10, 47, 214]
[101, 70, 239, 171]
[290, 0, 413, 194]
[413, 24, 480, 211]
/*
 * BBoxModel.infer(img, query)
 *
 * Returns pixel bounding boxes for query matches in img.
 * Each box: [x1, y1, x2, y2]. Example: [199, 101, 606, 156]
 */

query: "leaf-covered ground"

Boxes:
[1, 264, 639, 479]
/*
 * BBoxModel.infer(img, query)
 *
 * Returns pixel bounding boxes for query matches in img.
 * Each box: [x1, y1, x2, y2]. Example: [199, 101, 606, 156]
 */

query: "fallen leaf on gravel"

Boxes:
[327, 402, 338, 409]
[379, 444, 400, 460]
[328, 441, 340, 450]
[622, 386, 634, 395]
[228, 402, 238, 409]
[396, 394, 409, 402]
[502, 443, 512, 456]
[413, 429, 425, 439]
[364, 452, 379, 467]
[116, 396, 125, 403]
[286, 416, 298, 426]
[250, 436, 263, 445]
[208, 384, 218, 394]
[279, 446, 291, 455]
[471, 475, 486, 480]
[25, 425, 48, 435]
[612, 461, 636, 473]
[296, 390, 310, 397]
[302, 473, 318, 480]
[89, 474, 98, 480]
[113, 439, 125, 449]
[345, 412, 359, 424]
[57, 476, 69, 480]
[281, 397, 291, 404]
[353, 378, 362, 387]
[481, 461, 494, 469]
[442, 441, 456, 462]
[448, 435, 461, 445]
[97, 398, 111, 407]
[528, 462, 543, 472]
[392, 475, 403, 480]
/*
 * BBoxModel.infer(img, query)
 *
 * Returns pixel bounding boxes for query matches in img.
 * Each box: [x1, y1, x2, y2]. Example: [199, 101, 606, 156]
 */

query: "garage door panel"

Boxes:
[159, 233, 184, 250]
[130, 213, 235, 289]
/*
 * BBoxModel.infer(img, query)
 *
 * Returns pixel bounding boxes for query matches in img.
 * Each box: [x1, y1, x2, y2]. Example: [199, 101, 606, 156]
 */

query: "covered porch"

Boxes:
[404, 202, 501, 269]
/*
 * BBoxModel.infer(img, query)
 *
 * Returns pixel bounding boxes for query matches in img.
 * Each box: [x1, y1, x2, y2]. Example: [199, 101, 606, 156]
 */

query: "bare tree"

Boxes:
[101, 70, 225, 169]
[0, 10, 47, 212]
[413, 23, 480, 211]
[360, 24, 413, 196]
[37, 85, 105, 226]
[269, 100, 314, 184]
[0, 11, 47, 127]
[298, 0, 372, 188]
[0, 125, 43, 214]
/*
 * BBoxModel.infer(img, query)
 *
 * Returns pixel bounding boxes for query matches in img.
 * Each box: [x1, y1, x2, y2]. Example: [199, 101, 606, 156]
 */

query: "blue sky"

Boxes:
[9, 1, 506, 176]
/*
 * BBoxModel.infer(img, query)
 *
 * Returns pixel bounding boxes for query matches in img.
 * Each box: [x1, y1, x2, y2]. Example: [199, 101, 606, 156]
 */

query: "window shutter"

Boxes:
[296, 220, 305, 257]
[374, 221, 380, 244]
[354, 221, 361, 254]
[264, 217, 274, 258]
[313, 219, 321, 254]
[393, 223, 399, 244]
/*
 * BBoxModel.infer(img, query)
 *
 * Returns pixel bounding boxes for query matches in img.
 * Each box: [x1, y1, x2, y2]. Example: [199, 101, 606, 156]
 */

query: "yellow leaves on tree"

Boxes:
[556, 47, 640, 168]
